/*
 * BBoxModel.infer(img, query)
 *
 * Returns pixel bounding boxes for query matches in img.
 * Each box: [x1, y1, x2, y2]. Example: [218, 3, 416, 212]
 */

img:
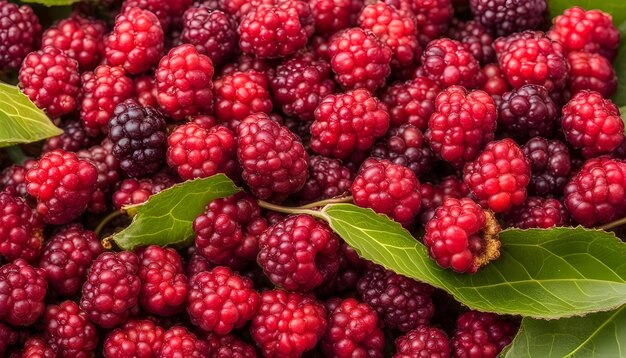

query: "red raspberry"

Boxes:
[548, 6, 620, 62]
[105, 7, 164, 74]
[469, 0, 546, 36]
[270, 53, 335, 122]
[0, 322, 17, 356]
[80, 65, 135, 135]
[295, 156, 353, 204]
[238, 1, 314, 58]
[237, 113, 309, 201]
[258, 214, 340, 291]
[26, 149, 98, 225]
[321, 298, 384, 358]
[188, 266, 260, 334]
[104, 319, 165, 358]
[0, 191, 42, 263]
[22, 337, 55, 358]
[478, 63, 511, 101]
[328, 27, 392, 91]
[182, 7, 238, 66]
[448, 19, 495, 65]
[498, 84, 558, 141]
[167, 123, 237, 180]
[137, 245, 188, 316]
[250, 290, 327, 357]
[381, 77, 440, 130]
[213, 70, 273, 128]
[0, 1, 41, 69]
[0, 259, 47, 326]
[495, 30, 568, 92]
[504, 197, 569, 229]
[450, 311, 518, 358]
[357, 264, 434, 332]
[521, 137, 571, 197]
[386, 0, 453, 46]
[41, 14, 107, 71]
[463, 138, 531, 213]
[19, 46, 80, 118]
[419, 176, 469, 224]
[43, 300, 98, 357]
[310, 0, 362, 36]
[567, 51, 617, 98]
[135, 75, 158, 107]
[194, 193, 267, 269]
[0, 160, 35, 198]
[394, 326, 450, 358]
[311, 88, 389, 159]
[561, 91, 625, 158]
[43, 119, 95, 153]
[80, 251, 141, 328]
[358, 3, 421, 69]
[426, 86, 497, 168]
[370, 124, 433, 178]
[206, 333, 258, 358]
[112, 172, 177, 209]
[159, 326, 209, 358]
[424, 197, 501, 273]
[421, 38, 480, 89]
[564, 157, 626, 227]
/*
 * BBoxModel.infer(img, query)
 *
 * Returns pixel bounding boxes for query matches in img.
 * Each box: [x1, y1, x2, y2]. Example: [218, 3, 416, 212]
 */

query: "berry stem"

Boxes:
[297, 195, 353, 209]
[598, 216, 626, 231]
[95, 210, 124, 237]
[5, 145, 28, 165]
[257, 200, 329, 221]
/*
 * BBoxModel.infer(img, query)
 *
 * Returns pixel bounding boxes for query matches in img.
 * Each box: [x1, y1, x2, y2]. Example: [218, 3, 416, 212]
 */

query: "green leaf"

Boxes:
[323, 204, 626, 319]
[21, 0, 81, 6]
[111, 175, 240, 251]
[503, 306, 626, 357]
[0, 82, 62, 148]
[548, 0, 626, 26]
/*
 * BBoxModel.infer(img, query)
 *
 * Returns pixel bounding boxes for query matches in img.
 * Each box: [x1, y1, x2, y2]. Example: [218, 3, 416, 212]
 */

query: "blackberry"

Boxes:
[498, 85, 558, 141]
[521, 137, 571, 197]
[470, 0, 547, 36]
[0, 1, 41, 69]
[0, 190, 43, 263]
[43, 300, 98, 357]
[0, 259, 47, 326]
[295, 156, 353, 204]
[370, 124, 432, 178]
[450, 311, 518, 358]
[0, 160, 35, 198]
[503, 197, 569, 229]
[182, 6, 238, 66]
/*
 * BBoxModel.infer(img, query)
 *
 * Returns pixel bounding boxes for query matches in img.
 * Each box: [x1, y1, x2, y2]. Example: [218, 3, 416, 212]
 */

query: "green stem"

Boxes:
[95, 210, 124, 237]
[257, 200, 328, 221]
[5, 145, 28, 165]
[297, 195, 353, 209]
[598, 216, 626, 231]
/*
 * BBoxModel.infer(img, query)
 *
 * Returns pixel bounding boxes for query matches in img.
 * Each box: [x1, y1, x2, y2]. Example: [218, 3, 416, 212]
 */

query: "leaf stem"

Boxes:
[257, 200, 328, 221]
[5, 145, 28, 165]
[297, 195, 353, 209]
[95, 210, 124, 237]
[598, 216, 626, 231]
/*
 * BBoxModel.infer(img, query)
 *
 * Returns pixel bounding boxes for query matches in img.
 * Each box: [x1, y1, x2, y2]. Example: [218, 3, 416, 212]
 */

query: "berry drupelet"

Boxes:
[522, 137, 572, 197]
[450, 311, 518, 358]
[181, 6, 238, 66]
[0, 190, 43, 263]
[0, 259, 47, 326]
[381, 77, 440, 130]
[0, 1, 41, 69]
[498, 84, 559, 141]
[421, 38, 480, 89]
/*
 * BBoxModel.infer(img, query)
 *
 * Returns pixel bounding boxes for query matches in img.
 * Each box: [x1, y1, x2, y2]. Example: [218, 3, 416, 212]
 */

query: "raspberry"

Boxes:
[238, 1, 314, 58]
[194, 193, 267, 269]
[105, 7, 164, 74]
[421, 38, 480, 89]
[0, 160, 35, 198]
[206, 333, 258, 358]
[358, 3, 421, 69]
[498, 84, 558, 141]
[426, 86, 497, 168]
[0, 191, 43, 263]
[419, 176, 469, 224]
[0, 322, 17, 356]
[478, 63, 511, 101]
[381, 77, 440, 130]
[548, 6, 620, 62]
[18, 46, 80, 118]
[424, 197, 501, 273]
[213, 70, 273, 127]
[321, 298, 384, 358]
[135, 75, 158, 108]
[22, 337, 55, 358]
[564, 157, 626, 227]
[394, 326, 450, 358]
[463, 138, 531, 213]
[495, 31, 568, 92]
[469, 0, 546, 36]
[258, 214, 340, 291]
[521, 137, 571, 197]
[250, 290, 327, 357]
[448, 19, 495, 64]
[311, 88, 390, 159]
[295, 156, 353, 204]
[386, 0, 453, 46]
[237, 113, 309, 201]
[80, 65, 135, 135]
[41, 14, 107, 71]
[270, 53, 335, 121]
[352, 158, 422, 225]
[561, 91, 625, 158]
[43, 120, 94, 153]
[188, 266, 260, 334]
[159, 326, 209, 358]
[0, 259, 47, 326]
[0, 1, 41, 69]
[182, 7, 237, 66]
[450, 311, 518, 358]
[43, 300, 98, 357]
[38, 225, 102, 297]
[357, 264, 434, 332]
[370, 124, 432, 178]
[112, 172, 177, 209]
[167, 123, 237, 180]
[328, 27, 392, 91]
[503, 197, 569, 229]
[309, 0, 362, 36]
[567, 51, 617, 98]
[26, 149, 98, 225]
[108, 99, 168, 178]
[155, 45, 215, 120]
[137, 245, 188, 316]
[104, 319, 166, 358]
[80, 251, 141, 328]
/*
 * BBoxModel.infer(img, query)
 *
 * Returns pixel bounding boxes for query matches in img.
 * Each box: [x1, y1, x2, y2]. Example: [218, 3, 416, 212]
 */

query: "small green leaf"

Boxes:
[323, 204, 626, 319]
[21, 0, 81, 6]
[504, 306, 626, 357]
[0, 82, 62, 148]
[548, 0, 626, 26]
[111, 175, 240, 250]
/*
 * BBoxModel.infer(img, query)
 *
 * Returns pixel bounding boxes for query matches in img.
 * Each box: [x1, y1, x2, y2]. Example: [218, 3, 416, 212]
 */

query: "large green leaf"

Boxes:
[504, 306, 626, 357]
[110, 175, 240, 250]
[21, 0, 81, 6]
[323, 204, 626, 319]
[0, 82, 62, 148]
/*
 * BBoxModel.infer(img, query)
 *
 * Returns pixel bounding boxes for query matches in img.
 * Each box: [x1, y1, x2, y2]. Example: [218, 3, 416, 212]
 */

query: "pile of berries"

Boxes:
[1, 0, 623, 356]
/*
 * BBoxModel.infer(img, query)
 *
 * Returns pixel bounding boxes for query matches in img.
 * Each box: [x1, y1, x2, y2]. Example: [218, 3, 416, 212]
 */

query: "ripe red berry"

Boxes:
[0, 191, 43, 263]
[43, 300, 98, 357]
[135, 75, 158, 107]
[394, 326, 451, 358]
[567, 51, 617, 98]
[450, 311, 518, 358]
[0, 259, 47, 326]
[504, 197, 569, 229]
[160, 326, 210, 358]
[22, 337, 55, 358]
[478, 63, 511, 101]
[310, 0, 362, 36]
[381, 77, 440, 130]
[104, 319, 166, 358]
[213, 70, 273, 128]
[421, 38, 480, 89]
[0, 1, 41, 69]
[386, 0, 453, 46]
[112, 172, 177, 209]
[419, 176, 470, 224]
